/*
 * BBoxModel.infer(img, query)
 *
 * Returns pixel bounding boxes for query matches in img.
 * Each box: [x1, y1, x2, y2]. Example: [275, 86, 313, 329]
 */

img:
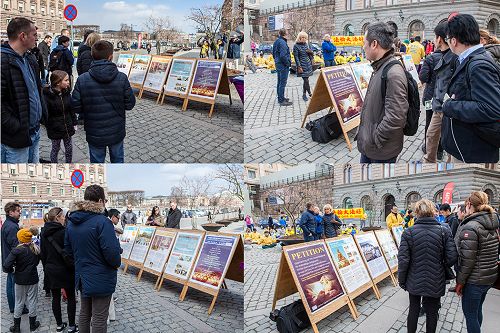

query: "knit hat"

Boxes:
[17, 229, 33, 244]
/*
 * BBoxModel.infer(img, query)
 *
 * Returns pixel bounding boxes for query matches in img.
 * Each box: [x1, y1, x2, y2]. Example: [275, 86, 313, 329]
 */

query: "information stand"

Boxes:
[374, 229, 399, 280]
[119, 225, 139, 267]
[185, 59, 232, 117]
[300, 65, 364, 151]
[271, 240, 357, 333]
[157, 230, 205, 292]
[139, 56, 173, 101]
[128, 54, 152, 90]
[123, 226, 156, 274]
[391, 226, 404, 248]
[136, 228, 177, 289]
[401, 55, 421, 87]
[179, 232, 244, 314]
[116, 54, 135, 76]
[349, 62, 373, 99]
[160, 58, 197, 110]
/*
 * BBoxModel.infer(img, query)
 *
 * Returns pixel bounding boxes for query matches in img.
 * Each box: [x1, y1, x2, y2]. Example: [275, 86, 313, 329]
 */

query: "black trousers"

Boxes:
[407, 293, 440, 333]
[51, 288, 76, 327]
[302, 77, 311, 95]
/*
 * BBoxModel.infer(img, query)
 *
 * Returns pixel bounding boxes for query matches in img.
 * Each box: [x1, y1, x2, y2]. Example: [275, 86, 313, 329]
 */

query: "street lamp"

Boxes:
[396, 181, 401, 194]
[399, 10, 404, 22]
[374, 11, 379, 21]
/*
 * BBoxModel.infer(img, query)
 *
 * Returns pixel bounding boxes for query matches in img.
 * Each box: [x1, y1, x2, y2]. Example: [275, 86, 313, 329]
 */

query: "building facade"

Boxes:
[1, 164, 106, 226]
[1, 0, 67, 39]
[71, 24, 100, 40]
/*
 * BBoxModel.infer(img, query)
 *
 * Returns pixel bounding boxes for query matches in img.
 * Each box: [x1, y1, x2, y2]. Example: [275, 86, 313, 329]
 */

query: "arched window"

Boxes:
[361, 23, 370, 35]
[488, 18, 499, 37]
[387, 21, 398, 37]
[343, 165, 352, 184]
[484, 189, 494, 204]
[406, 192, 422, 210]
[360, 195, 373, 218]
[343, 197, 354, 209]
[344, 24, 354, 36]
[408, 20, 425, 39]
[434, 190, 443, 203]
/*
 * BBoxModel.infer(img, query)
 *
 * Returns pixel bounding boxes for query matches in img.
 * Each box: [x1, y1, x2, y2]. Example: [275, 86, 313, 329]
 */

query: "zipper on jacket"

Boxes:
[60, 94, 70, 139]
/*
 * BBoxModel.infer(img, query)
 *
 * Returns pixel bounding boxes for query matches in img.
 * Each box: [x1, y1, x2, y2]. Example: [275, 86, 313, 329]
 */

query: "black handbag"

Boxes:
[439, 225, 456, 281]
[305, 113, 342, 144]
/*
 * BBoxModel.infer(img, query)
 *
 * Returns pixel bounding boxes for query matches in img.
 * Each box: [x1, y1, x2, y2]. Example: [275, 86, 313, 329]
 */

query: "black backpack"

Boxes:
[305, 113, 342, 143]
[48, 49, 64, 72]
[270, 300, 311, 333]
[381, 59, 420, 136]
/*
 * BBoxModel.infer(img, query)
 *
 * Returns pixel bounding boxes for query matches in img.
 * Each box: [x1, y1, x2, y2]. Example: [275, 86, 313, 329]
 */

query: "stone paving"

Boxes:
[244, 70, 452, 164]
[244, 233, 500, 333]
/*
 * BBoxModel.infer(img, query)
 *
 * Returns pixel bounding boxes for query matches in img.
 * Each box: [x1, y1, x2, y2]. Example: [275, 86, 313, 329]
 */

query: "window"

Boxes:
[6, 18, 11, 25]
[41, 7, 45, 15]
[18, 3, 24, 12]
[346, 0, 355, 10]
[60, 188, 65, 196]
[365, 0, 374, 8]
[488, 19, 499, 37]
[50, 9, 54, 16]
[408, 20, 425, 39]
[360, 195, 373, 219]
[343, 165, 352, 184]
[29, 166, 35, 176]
[344, 24, 354, 36]
[46, 186, 51, 195]
[343, 197, 354, 209]
[99, 176, 103, 184]
[44, 169, 49, 178]
[31, 4, 35, 14]
[58, 171, 63, 179]
[31, 185, 37, 194]
[3, 0, 9, 10]
[247, 170, 256, 179]
[12, 184, 18, 194]
[384, 164, 395, 178]
[43, 21, 46, 29]
[437, 162, 453, 171]
[52, 22, 55, 30]
[434, 190, 443, 203]
[59, 11, 62, 18]
[408, 161, 422, 175]
[90, 174, 95, 183]
[362, 164, 373, 181]
[10, 166, 16, 175]
[446, 163, 453, 171]
[406, 192, 421, 210]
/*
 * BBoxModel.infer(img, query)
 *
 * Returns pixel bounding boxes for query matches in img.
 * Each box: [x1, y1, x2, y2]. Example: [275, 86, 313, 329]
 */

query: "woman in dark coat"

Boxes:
[293, 31, 314, 101]
[43, 70, 77, 163]
[398, 199, 457, 333]
[40, 207, 77, 333]
[76, 32, 101, 75]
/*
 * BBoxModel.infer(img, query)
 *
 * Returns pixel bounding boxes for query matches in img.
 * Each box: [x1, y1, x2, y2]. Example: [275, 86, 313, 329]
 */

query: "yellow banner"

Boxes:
[333, 207, 365, 219]
[331, 35, 364, 47]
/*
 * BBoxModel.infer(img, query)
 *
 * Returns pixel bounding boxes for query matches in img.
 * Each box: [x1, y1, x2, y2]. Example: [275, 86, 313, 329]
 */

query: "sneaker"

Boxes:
[279, 101, 293, 106]
[67, 326, 79, 333]
[45, 291, 51, 298]
[302, 94, 308, 101]
[284, 98, 290, 102]
[437, 151, 444, 160]
[57, 323, 67, 332]
[421, 144, 426, 154]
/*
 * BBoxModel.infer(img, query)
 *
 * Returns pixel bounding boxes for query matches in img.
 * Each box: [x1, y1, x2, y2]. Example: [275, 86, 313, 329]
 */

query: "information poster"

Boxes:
[189, 235, 236, 289]
[333, 207, 365, 219]
[331, 35, 364, 47]
[375, 230, 398, 269]
[143, 56, 171, 91]
[116, 54, 134, 75]
[324, 65, 363, 123]
[129, 55, 151, 85]
[355, 233, 389, 279]
[326, 237, 371, 294]
[189, 60, 223, 99]
[129, 226, 156, 264]
[120, 225, 138, 259]
[285, 242, 344, 314]
[144, 229, 176, 273]
[402, 55, 420, 85]
[164, 58, 196, 95]
[391, 226, 404, 247]
[350, 62, 373, 98]
[164, 232, 203, 280]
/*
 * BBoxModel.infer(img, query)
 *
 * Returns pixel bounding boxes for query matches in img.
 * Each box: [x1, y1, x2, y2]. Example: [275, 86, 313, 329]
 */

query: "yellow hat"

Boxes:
[17, 229, 33, 244]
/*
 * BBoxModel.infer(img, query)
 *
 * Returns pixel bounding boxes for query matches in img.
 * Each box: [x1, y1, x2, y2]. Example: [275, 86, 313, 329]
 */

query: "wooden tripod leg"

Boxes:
[300, 111, 309, 128]
[207, 294, 219, 315]
[137, 269, 144, 282]
[390, 273, 397, 287]
[344, 130, 353, 152]
[182, 99, 188, 111]
[160, 93, 166, 106]
[154, 275, 161, 290]
[157, 277, 164, 291]
[349, 299, 359, 319]
[138, 88, 143, 99]
[179, 285, 188, 301]
[156, 93, 162, 104]
[373, 284, 381, 300]
[123, 263, 129, 274]
[208, 103, 215, 118]
[311, 322, 320, 333]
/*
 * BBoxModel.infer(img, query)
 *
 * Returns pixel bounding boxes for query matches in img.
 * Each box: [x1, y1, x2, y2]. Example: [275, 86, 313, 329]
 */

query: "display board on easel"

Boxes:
[116, 54, 134, 76]
[374, 229, 399, 277]
[271, 240, 357, 333]
[123, 226, 156, 273]
[137, 228, 177, 289]
[354, 232, 397, 288]
[402, 55, 421, 87]
[185, 59, 233, 117]
[139, 56, 172, 101]
[300, 65, 364, 151]
[160, 58, 197, 109]
[349, 62, 373, 98]
[179, 232, 244, 314]
[325, 235, 380, 317]
[391, 226, 404, 248]
[119, 225, 139, 264]
[128, 54, 152, 89]
[157, 230, 205, 291]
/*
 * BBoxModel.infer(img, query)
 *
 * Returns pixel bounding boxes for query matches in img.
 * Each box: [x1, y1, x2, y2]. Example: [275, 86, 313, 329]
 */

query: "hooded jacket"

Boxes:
[418, 50, 441, 103]
[455, 211, 499, 286]
[76, 44, 93, 75]
[1, 216, 20, 270]
[431, 48, 457, 113]
[65, 200, 121, 297]
[484, 43, 500, 67]
[50, 44, 74, 76]
[43, 86, 77, 140]
[299, 210, 316, 236]
[72, 59, 136, 147]
[3, 243, 40, 285]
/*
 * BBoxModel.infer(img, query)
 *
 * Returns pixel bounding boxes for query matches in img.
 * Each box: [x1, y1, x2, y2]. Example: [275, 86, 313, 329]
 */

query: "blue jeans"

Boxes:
[88, 141, 124, 163]
[462, 283, 491, 333]
[324, 60, 335, 67]
[1, 129, 40, 163]
[276, 68, 289, 103]
[360, 153, 397, 163]
[6, 272, 15, 312]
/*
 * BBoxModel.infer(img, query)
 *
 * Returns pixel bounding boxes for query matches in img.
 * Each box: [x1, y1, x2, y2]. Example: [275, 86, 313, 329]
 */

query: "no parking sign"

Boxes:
[71, 169, 84, 188]
[63, 4, 78, 21]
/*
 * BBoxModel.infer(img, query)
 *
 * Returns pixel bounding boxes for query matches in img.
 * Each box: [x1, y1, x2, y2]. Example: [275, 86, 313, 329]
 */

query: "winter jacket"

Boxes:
[445, 213, 460, 238]
[299, 210, 316, 236]
[431, 48, 457, 113]
[76, 44, 93, 75]
[418, 50, 441, 103]
[227, 35, 244, 59]
[484, 44, 500, 67]
[398, 217, 457, 298]
[166, 208, 182, 229]
[322, 41, 336, 61]
[355, 50, 409, 160]
[1, 44, 48, 148]
[1, 216, 20, 270]
[72, 59, 136, 147]
[43, 86, 77, 140]
[38, 41, 50, 68]
[441, 47, 500, 163]
[3, 244, 40, 285]
[40, 221, 75, 289]
[314, 214, 324, 235]
[50, 45, 74, 77]
[120, 210, 137, 226]
[455, 211, 499, 286]
[65, 200, 122, 297]
[30, 47, 45, 81]
[386, 212, 404, 229]
[293, 43, 313, 78]
[323, 213, 342, 238]
[272, 36, 291, 70]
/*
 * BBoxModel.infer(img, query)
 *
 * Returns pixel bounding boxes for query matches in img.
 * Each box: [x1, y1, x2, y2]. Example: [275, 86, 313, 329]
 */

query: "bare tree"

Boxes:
[108, 190, 145, 207]
[221, 0, 244, 33]
[283, 6, 321, 41]
[179, 175, 213, 210]
[118, 23, 133, 41]
[143, 15, 179, 44]
[169, 186, 187, 208]
[215, 164, 244, 203]
[187, 4, 223, 43]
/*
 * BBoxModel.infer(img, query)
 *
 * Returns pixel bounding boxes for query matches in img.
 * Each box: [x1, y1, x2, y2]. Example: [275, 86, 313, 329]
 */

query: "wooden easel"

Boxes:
[138, 56, 172, 102]
[179, 233, 244, 314]
[300, 66, 362, 151]
[123, 226, 156, 274]
[120, 225, 139, 273]
[160, 58, 197, 109]
[128, 55, 152, 94]
[272, 241, 357, 333]
[184, 59, 233, 117]
[374, 229, 399, 282]
[116, 53, 135, 77]
[391, 226, 404, 248]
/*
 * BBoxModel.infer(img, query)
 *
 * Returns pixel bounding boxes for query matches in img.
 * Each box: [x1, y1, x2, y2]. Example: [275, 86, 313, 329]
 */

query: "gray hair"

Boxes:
[365, 22, 394, 50]
[279, 28, 287, 37]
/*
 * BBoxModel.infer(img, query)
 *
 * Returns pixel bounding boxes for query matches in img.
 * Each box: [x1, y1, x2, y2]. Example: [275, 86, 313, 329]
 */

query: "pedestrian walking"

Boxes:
[454, 191, 499, 333]
[272, 29, 292, 106]
[146, 42, 152, 54]
[145, 206, 165, 227]
[40, 207, 78, 333]
[479, 29, 500, 66]
[72, 40, 136, 163]
[251, 39, 256, 57]
[322, 204, 342, 238]
[76, 32, 101, 75]
[156, 40, 161, 55]
[299, 203, 317, 242]
[38, 35, 52, 82]
[201, 40, 209, 58]
[120, 204, 137, 227]
[245, 215, 254, 231]
[166, 201, 182, 229]
[398, 199, 457, 333]
[293, 31, 314, 102]
[322, 34, 336, 67]
[356, 22, 409, 163]
[3, 228, 42, 333]
[44, 70, 77, 163]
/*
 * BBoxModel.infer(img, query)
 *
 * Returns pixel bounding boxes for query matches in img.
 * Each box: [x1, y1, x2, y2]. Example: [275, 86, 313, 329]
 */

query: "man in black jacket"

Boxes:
[166, 201, 182, 229]
[37, 35, 51, 82]
[1, 17, 47, 163]
[439, 203, 459, 238]
[441, 14, 500, 163]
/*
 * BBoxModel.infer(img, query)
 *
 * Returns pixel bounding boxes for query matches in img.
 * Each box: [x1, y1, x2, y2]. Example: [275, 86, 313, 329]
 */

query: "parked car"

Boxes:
[257, 44, 273, 54]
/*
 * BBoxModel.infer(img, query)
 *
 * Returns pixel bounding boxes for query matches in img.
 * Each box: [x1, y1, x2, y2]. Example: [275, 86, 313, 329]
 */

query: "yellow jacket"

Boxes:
[259, 235, 276, 245]
[244, 232, 253, 241]
[407, 41, 425, 66]
[386, 213, 404, 229]
[285, 227, 295, 236]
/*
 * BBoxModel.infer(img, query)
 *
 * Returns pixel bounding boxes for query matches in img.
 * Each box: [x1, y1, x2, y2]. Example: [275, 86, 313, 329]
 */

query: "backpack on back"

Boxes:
[305, 113, 342, 143]
[381, 59, 421, 136]
[48, 49, 64, 72]
[269, 300, 311, 333]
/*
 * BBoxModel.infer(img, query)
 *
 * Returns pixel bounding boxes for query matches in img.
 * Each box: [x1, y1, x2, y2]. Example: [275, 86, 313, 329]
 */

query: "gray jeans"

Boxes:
[14, 283, 38, 318]
[79, 294, 112, 333]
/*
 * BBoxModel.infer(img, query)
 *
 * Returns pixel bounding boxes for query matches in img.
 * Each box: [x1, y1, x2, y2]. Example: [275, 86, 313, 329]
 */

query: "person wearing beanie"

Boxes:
[3, 228, 41, 333]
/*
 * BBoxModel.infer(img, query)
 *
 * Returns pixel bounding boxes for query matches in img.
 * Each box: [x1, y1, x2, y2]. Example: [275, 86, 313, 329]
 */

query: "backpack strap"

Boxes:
[381, 59, 404, 101]
[47, 235, 64, 256]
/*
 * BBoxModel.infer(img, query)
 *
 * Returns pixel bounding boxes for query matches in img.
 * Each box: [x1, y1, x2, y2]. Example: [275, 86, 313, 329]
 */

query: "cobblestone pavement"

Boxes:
[244, 236, 500, 333]
[244, 70, 452, 164]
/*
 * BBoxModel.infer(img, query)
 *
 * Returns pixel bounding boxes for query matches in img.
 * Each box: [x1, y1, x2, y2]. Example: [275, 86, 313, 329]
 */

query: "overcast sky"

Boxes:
[106, 164, 230, 197]
[66, 0, 222, 33]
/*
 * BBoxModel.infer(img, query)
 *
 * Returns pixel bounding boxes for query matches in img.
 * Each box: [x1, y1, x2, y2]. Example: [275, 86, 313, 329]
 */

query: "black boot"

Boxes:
[29, 316, 40, 331]
[9, 317, 21, 333]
